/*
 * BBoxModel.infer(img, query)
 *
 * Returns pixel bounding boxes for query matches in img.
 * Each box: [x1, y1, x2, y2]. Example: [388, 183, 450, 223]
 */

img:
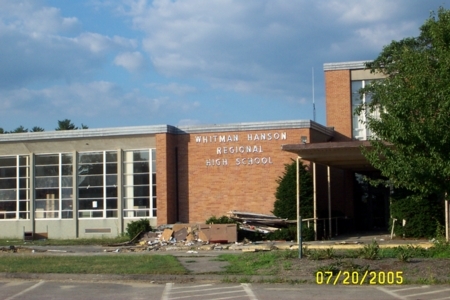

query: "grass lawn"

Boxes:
[0, 255, 188, 275]
[0, 237, 130, 246]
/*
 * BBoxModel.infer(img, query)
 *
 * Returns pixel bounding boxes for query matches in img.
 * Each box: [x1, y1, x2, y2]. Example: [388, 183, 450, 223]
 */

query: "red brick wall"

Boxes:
[157, 128, 320, 224]
[325, 69, 352, 140]
[155, 133, 178, 224]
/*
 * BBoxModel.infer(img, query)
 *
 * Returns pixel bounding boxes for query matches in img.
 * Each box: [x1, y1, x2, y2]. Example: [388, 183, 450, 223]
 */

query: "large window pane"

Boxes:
[61, 176, 73, 187]
[106, 187, 117, 198]
[35, 177, 59, 188]
[35, 189, 59, 200]
[79, 153, 103, 164]
[35, 155, 59, 165]
[106, 163, 117, 174]
[123, 149, 156, 218]
[34, 153, 73, 219]
[78, 151, 117, 219]
[35, 165, 58, 177]
[61, 188, 73, 199]
[0, 157, 17, 167]
[0, 200, 16, 211]
[106, 152, 117, 163]
[0, 178, 16, 189]
[79, 187, 103, 199]
[61, 165, 72, 176]
[78, 175, 103, 187]
[106, 175, 117, 186]
[133, 174, 149, 185]
[0, 190, 15, 200]
[79, 164, 103, 175]
[128, 162, 149, 174]
[61, 154, 73, 164]
[0, 167, 16, 178]
[0, 156, 29, 220]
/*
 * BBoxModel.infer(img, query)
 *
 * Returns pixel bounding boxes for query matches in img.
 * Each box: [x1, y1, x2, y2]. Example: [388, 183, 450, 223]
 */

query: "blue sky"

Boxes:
[0, 0, 448, 131]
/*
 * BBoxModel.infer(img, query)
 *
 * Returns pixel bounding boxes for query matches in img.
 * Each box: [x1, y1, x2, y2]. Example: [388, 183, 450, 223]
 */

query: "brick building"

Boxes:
[0, 61, 385, 239]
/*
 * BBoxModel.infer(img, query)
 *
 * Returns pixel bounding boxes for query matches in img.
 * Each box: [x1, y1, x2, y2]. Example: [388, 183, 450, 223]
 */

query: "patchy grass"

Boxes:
[217, 250, 298, 275]
[0, 255, 188, 275]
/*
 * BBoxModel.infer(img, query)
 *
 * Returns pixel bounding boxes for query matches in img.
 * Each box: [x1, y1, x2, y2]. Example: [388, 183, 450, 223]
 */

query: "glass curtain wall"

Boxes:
[0, 149, 154, 220]
[0, 155, 30, 219]
[35, 153, 73, 219]
[78, 151, 117, 218]
[352, 80, 379, 140]
[123, 149, 156, 218]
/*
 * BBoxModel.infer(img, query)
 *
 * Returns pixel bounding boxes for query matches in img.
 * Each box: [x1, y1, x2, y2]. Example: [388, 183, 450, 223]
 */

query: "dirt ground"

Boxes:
[262, 257, 450, 284]
[174, 252, 450, 284]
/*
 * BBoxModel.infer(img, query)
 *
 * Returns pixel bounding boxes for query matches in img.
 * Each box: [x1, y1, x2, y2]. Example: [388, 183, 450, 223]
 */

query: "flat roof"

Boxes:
[0, 120, 334, 143]
[323, 60, 371, 71]
[282, 140, 377, 172]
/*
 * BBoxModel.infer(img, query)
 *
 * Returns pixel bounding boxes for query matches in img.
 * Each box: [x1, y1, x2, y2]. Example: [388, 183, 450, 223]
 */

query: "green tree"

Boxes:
[31, 126, 45, 132]
[56, 119, 77, 130]
[356, 7, 450, 238]
[272, 160, 313, 220]
[56, 119, 88, 131]
[390, 189, 444, 238]
[11, 126, 28, 133]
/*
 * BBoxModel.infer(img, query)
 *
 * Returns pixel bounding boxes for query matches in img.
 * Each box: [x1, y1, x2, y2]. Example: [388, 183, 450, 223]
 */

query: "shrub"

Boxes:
[126, 218, 151, 239]
[390, 188, 444, 238]
[359, 240, 380, 260]
[272, 160, 313, 220]
[205, 215, 237, 224]
[266, 225, 315, 242]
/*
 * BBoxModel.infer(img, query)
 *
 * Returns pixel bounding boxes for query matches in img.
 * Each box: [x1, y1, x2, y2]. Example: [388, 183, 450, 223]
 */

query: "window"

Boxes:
[0, 155, 30, 220]
[35, 153, 73, 219]
[352, 80, 379, 140]
[78, 151, 117, 218]
[123, 149, 156, 218]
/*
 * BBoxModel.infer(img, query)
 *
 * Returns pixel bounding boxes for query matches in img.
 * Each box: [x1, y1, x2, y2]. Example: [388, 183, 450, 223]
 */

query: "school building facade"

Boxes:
[0, 61, 386, 239]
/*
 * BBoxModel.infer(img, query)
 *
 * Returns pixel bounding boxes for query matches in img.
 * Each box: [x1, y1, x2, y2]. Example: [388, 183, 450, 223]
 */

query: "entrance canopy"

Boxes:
[282, 140, 376, 172]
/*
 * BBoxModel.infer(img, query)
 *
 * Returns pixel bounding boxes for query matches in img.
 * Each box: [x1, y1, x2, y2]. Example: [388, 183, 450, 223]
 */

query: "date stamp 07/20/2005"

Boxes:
[316, 271, 404, 285]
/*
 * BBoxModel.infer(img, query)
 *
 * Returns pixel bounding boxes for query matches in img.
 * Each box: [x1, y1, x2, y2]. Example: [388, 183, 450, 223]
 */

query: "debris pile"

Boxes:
[106, 223, 239, 252]
[228, 210, 292, 234]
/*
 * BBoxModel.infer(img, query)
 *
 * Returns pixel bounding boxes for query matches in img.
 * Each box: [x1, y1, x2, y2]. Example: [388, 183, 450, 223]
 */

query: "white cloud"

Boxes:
[0, 1, 137, 89]
[115, 0, 431, 103]
[114, 51, 146, 72]
[319, 0, 401, 24]
[0, 0, 80, 34]
[0, 82, 167, 127]
[147, 82, 197, 95]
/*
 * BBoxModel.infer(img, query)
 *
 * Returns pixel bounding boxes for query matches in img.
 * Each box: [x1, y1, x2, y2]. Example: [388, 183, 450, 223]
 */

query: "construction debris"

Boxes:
[228, 210, 291, 233]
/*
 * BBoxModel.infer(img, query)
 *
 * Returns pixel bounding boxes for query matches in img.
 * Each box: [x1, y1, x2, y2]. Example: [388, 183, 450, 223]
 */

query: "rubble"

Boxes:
[99, 220, 300, 253]
[101, 223, 244, 253]
[228, 210, 291, 234]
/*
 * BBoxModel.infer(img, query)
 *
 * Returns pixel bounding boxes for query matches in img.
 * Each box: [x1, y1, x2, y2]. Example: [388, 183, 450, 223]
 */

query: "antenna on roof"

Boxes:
[312, 67, 316, 122]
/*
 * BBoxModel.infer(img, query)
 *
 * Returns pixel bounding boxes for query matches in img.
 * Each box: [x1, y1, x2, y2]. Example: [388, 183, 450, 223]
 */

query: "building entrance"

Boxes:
[354, 173, 390, 231]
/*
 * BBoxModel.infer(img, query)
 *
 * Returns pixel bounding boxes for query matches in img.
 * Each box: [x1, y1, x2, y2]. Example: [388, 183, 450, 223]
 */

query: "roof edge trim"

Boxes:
[324, 61, 371, 71]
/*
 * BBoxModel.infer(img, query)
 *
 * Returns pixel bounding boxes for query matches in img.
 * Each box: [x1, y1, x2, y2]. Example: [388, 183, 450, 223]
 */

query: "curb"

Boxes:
[0, 272, 308, 284]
